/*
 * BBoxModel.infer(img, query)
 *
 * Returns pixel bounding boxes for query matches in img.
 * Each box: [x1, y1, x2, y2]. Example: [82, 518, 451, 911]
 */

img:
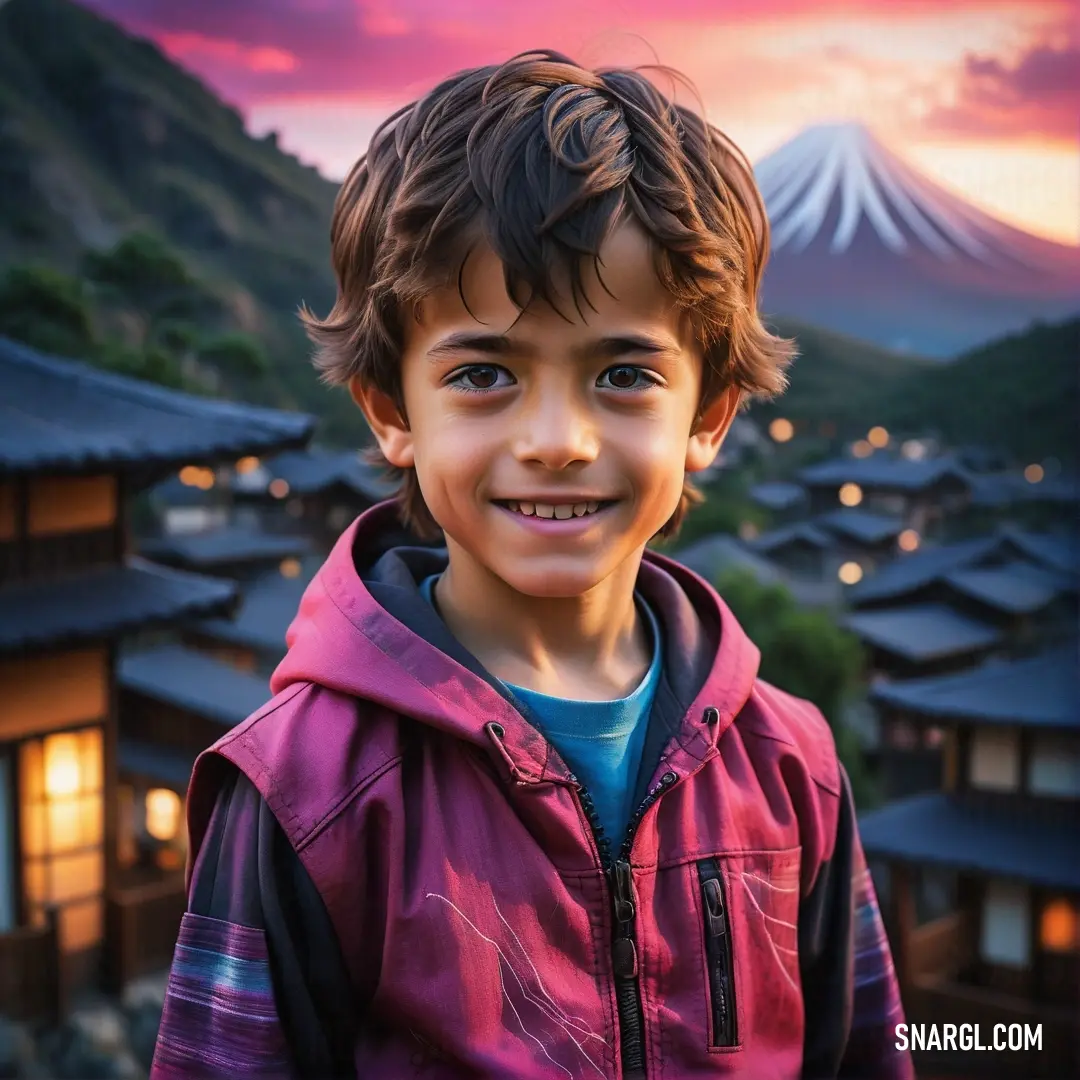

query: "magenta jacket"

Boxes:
[151, 502, 913, 1079]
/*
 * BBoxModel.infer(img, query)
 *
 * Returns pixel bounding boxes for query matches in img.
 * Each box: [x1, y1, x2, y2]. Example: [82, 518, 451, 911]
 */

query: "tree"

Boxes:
[0, 264, 96, 356]
[197, 332, 270, 379]
[712, 568, 876, 807]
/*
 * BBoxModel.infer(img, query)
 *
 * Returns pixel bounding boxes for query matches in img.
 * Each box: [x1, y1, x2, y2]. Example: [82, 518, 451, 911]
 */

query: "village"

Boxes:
[0, 326, 1076, 1078]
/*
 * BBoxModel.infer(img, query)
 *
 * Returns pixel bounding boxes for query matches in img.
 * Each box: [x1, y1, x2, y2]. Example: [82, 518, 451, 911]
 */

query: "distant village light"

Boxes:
[738, 521, 760, 541]
[839, 482, 863, 507]
[145, 788, 182, 842]
[852, 440, 873, 458]
[44, 733, 81, 798]
[901, 439, 927, 461]
[1024, 463, 1045, 484]
[178, 465, 202, 487]
[898, 529, 920, 552]
[1040, 898, 1079, 952]
[236, 456, 261, 475]
[838, 561, 863, 585]
[280, 557, 302, 579]
[867, 426, 889, 448]
[269, 478, 291, 499]
[769, 418, 794, 443]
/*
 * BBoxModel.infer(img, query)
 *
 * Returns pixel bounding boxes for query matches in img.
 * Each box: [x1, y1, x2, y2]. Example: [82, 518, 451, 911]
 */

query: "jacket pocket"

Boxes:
[696, 858, 738, 1048]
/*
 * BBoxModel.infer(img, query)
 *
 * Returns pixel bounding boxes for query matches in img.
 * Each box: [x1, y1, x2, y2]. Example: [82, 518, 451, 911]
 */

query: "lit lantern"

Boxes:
[279, 557, 301, 579]
[768, 418, 794, 443]
[269, 478, 291, 499]
[1024, 463, 1044, 484]
[839, 482, 863, 507]
[145, 788, 182, 843]
[236, 456, 261, 475]
[178, 465, 201, 487]
[838, 561, 863, 585]
[851, 440, 872, 458]
[867, 426, 889, 448]
[1040, 899, 1078, 953]
[898, 529, 920, 552]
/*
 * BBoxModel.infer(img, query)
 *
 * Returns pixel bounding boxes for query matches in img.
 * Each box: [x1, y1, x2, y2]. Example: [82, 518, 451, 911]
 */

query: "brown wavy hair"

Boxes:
[301, 50, 795, 540]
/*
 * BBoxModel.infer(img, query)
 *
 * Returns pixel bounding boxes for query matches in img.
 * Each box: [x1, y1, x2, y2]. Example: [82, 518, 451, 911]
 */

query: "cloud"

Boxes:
[924, 39, 1080, 140]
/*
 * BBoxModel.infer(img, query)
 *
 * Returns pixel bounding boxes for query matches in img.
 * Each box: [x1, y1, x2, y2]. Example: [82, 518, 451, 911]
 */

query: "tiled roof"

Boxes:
[119, 643, 271, 727]
[798, 454, 970, 492]
[0, 559, 238, 654]
[118, 738, 197, 789]
[669, 534, 787, 587]
[0, 335, 314, 474]
[859, 792, 1080, 891]
[194, 559, 318, 657]
[816, 508, 904, 546]
[842, 603, 1003, 662]
[139, 524, 312, 570]
[998, 525, 1079, 576]
[748, 481, 807, 511]
[847, 536, 1002, 606]
[968, 471, 1080, 508]
[253, 448, 398, 502]
[943, 560, 1074, 615]
[870, 645, 1080, 728]
[750, 522, 835, 554]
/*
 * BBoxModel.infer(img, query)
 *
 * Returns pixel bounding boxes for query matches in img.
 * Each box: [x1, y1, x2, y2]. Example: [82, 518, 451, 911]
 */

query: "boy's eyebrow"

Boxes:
[426, 331, 681, 362]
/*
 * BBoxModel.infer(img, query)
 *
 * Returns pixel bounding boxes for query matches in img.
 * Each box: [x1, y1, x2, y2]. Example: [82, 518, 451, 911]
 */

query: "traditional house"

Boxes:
[859, 644, 1080, 1079]
[138, 523, 313, 583]
[747, 481, 809, 526]
[0, 335, 313, 1019]
[798, 454, 973, 536]
[234, 447, 398, 549]
[112, 644, 273, 984]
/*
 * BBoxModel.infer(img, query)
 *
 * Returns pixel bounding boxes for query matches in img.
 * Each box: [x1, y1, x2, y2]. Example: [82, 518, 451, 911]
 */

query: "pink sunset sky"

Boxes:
[85, 0, 1079, 244]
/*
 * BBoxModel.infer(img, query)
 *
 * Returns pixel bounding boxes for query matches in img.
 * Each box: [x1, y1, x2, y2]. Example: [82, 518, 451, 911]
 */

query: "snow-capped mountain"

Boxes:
[755, 124, 1080, 357]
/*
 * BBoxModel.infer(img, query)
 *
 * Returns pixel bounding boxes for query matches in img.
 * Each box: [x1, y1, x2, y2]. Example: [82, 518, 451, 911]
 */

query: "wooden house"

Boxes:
[859, 644, 1080, 1078]
[747, 480, 809, 527]
[0, 336, 312, 1020]
[798, 454, 973, 536]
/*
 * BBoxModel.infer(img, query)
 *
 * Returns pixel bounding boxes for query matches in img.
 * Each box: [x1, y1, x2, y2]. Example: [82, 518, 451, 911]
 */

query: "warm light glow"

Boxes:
[44, 734, 81, 798]
[737, 521, 759, 541]
[279, 557, 301, 578]
[1024, 463, 1045, 484]
[851, 440, 873, 458]
[898, 529, 920, 552]
[901, 440, 927, 461]
[178, 465, 201, 487]
[145, 788, 182, 843]
[769, 418, 794, 443]
[1040, 899, 1078, 953]
[236, 456, 261, 475]
[269, 478, 291, 499]
[839, 482, 863, 507]
[867, 426, 889, 449]
[838, 561, 864, 584]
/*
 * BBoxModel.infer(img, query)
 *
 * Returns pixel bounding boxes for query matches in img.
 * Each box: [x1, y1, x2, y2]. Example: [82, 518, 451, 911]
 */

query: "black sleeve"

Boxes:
[798, 766, 857, 1080]
[188, 767, 360, 1079]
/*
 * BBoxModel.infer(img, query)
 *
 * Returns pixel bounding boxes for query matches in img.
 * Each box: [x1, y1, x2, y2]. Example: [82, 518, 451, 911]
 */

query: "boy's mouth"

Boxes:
[492, 499, 617, 520]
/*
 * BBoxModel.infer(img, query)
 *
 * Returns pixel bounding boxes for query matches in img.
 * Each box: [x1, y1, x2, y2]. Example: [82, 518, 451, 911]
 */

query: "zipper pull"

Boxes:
[702, 877, 728, 938]
[612, 859, 636, 925]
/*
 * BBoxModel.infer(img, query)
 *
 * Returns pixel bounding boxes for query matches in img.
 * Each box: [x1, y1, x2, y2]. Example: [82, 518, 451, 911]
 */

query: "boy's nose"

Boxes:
[511, 398, 601, 469]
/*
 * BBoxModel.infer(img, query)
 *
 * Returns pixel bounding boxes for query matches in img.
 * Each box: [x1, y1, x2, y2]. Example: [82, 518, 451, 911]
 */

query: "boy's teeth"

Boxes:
[534, 503, 555, 519]
[504, 500, 607, 519]
[587, 501, 599, 513]
[518, 501, 534, 515]
[572, 503, 588, 517]
[553, 505, 574, 520]
[507, 500, 519, 512]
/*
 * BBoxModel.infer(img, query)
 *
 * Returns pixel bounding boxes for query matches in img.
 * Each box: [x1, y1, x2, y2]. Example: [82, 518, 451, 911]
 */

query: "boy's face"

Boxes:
[356, 221, 739, 598]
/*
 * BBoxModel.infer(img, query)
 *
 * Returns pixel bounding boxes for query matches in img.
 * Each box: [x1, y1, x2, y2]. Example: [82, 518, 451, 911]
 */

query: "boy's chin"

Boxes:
[494, 556, 638, 600]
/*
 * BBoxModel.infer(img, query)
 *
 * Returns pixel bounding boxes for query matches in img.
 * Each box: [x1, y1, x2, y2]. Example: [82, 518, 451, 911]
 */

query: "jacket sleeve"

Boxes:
[150, 766, 358, 1079]
[798, 766, 914, 1080]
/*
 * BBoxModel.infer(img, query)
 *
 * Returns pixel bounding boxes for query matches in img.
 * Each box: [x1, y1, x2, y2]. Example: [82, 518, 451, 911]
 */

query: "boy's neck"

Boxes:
[433, 543, 651, 701]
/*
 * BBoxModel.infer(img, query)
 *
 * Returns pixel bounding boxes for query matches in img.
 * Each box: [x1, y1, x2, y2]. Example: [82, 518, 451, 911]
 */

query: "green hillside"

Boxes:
[0, 0, 358, 435]
[879, 317, 1080, 466]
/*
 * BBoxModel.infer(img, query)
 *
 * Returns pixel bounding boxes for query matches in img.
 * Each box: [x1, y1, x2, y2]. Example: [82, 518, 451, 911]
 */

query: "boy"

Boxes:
[151, 51, 913, 1079]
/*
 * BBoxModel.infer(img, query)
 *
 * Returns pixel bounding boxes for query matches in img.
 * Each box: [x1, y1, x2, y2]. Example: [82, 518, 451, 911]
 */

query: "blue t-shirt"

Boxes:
[418, 574, 661, 843]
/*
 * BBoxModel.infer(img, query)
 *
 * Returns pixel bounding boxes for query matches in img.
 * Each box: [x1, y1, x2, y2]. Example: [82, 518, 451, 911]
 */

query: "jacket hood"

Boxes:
[271, 500, 761, 783]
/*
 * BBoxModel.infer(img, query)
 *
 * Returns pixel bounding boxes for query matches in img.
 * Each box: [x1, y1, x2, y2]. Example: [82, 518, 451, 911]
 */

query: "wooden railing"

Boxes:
[0, 907, 61, 1023]
[105, 874, 187, 991]
[908, 911, 972, 982]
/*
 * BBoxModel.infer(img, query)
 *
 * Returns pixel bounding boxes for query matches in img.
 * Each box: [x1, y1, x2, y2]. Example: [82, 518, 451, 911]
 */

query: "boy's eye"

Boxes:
[599, 365, 656, 391]
[448, 364, 510, 392]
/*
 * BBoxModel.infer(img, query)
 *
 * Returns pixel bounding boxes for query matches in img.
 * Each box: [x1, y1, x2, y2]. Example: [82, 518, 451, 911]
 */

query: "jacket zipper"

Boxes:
[574, 769, 678, 1080]
[697, 858, 738, 1047]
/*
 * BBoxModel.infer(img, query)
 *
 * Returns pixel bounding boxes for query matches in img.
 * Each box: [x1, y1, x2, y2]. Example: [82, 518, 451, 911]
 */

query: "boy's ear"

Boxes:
[349, 376, 415, 469]
[685, 384, 742, 474]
